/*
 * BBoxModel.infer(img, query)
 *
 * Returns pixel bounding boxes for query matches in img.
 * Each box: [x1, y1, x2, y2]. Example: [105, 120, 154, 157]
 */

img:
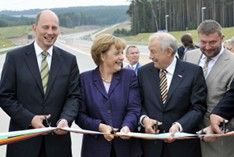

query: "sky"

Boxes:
[0, 0, 130, 11]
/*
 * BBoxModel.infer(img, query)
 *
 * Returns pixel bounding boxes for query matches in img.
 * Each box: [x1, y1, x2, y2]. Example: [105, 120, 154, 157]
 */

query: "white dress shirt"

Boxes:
[140, 56, 183, 131]
[34, 41, 53, 70]
[199, 47, 224, 78]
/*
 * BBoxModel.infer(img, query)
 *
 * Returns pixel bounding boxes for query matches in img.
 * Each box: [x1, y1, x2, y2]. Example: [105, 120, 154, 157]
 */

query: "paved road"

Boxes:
[0, 41, 96, 157]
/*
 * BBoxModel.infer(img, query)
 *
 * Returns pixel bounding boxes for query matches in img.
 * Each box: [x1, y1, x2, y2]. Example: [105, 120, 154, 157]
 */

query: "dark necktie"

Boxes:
[159, 69, 168, 104]
[41, 51, 49, 93]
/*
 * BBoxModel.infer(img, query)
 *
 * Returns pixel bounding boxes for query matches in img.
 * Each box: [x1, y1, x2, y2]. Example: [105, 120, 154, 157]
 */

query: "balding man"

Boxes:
[0, 10, 80, 157]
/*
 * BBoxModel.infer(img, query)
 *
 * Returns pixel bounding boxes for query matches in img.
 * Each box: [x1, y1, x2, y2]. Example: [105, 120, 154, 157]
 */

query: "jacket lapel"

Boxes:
[45, 47, 62, 98]
[151, 66, 162, 106]
[24, 43, 44, 95]
[108, 71, 121, 96]
[206, 50, 229, 82]
[93, 68, 109, 99]
[149, 65, 163, 108]
[166, 60, 184, 103]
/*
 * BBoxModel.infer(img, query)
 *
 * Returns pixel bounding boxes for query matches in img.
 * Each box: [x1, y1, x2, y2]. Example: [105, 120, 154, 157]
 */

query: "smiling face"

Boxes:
[148, 39, 173, 69]
[32, 10, 60, 51]
[199, 32, 223, 58]
[102, 44, 124, 73]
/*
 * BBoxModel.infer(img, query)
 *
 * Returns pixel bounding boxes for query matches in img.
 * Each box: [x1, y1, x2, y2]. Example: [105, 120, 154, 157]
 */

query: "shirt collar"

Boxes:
[34, 41, 53, 57]
[130, 62, 139, 69]
[165, 56, 177, 75]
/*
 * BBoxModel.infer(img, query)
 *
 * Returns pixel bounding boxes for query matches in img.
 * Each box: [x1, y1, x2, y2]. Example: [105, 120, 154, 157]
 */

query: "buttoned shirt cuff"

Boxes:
[139, 115, 148, 127]
[173, 122, 183, 132]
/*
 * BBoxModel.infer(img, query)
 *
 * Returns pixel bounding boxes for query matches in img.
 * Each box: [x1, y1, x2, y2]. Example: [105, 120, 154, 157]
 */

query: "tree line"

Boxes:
[0, 6, 129, 28]
[127, 0, 234, 34]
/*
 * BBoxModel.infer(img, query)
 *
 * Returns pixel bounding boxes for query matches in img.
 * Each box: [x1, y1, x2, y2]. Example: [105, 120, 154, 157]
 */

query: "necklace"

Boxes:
[101, 77, 111, 83]
[99, 68, 112, 83]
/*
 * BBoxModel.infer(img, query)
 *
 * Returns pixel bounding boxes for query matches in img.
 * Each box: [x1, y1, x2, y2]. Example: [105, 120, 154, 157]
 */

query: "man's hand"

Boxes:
[198, 126, 217, 142]
[165, 123, 180, 143]
[210, 114, 228, 134]
[31, 114, 51, 128]
[143, 117, 161, 133]
[54, 119, 69, 135]
[98, 123, 114, 141]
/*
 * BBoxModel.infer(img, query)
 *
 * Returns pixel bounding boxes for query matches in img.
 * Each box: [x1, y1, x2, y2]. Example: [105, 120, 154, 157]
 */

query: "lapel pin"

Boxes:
[178, 75, 183, 78]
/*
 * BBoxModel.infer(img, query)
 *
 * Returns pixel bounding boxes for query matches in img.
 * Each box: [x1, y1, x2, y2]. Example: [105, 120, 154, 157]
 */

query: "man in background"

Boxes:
[177, 33, 199, 59]
[124, 45, 141, 75]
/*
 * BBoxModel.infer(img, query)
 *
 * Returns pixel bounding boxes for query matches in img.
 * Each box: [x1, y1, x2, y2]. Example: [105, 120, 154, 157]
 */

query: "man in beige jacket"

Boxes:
[184, 19, 234, 157]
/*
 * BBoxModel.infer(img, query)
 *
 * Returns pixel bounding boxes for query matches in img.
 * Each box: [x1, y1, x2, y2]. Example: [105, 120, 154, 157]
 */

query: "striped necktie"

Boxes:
[159, 69, 167, 104]
[40, 51, 49, 93]
[202, 57, 211, 78]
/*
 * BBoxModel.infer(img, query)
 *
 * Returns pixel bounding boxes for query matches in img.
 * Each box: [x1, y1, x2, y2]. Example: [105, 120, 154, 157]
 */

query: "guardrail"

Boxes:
[0, 46, 23, 55]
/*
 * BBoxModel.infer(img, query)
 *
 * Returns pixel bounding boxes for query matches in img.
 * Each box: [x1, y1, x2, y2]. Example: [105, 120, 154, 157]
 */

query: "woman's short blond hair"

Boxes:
[91, 34, 126, 65]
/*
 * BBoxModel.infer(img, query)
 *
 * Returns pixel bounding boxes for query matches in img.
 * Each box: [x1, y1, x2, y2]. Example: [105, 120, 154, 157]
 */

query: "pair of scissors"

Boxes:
[110, 128, 119, 135]
[220, 119, 229, 133]
[44, 116, 51, 127]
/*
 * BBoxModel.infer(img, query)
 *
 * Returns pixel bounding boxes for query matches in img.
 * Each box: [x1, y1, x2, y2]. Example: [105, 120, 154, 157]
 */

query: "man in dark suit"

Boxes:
[0, 10, 80, 157]
[138, 32, 207, 157]
[210, 80, 234, 133]
[124, 45, 141, 75]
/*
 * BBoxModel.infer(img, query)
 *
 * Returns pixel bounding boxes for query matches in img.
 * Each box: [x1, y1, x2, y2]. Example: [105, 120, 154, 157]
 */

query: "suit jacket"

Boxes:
[177, 46, 185, 59]
[76, 68, 141, 157]
[212, 80, 234, 119]
[124, 62, 141, 75]
[0, 43, 80, 157]
[138, 59, 207, 157]
[184, 49, 234, 157]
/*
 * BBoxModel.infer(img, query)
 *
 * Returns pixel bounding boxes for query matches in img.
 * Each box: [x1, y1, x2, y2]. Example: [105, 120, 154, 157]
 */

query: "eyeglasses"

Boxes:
[200, 40, 221, 47]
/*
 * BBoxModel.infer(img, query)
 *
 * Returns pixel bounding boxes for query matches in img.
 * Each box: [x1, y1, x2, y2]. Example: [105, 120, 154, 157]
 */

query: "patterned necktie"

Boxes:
[40, 51, 49, 93]
[159, 69, 168, 104]
[202, 57, 211, 78]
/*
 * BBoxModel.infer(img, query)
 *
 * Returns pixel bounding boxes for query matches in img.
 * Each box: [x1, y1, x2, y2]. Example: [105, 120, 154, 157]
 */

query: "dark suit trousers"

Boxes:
[161, 143, 170, 157]
[110, 142, 116, 157]
[38, 137, 46, 157]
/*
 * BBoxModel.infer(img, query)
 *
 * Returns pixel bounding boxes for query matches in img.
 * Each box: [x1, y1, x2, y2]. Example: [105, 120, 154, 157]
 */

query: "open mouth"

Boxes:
[44, 35, 54, 42]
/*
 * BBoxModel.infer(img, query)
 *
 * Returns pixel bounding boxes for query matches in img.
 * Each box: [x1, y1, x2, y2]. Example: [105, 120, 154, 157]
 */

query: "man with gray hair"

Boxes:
[184, 19, 234, 157]
[138, 32, 207, 157]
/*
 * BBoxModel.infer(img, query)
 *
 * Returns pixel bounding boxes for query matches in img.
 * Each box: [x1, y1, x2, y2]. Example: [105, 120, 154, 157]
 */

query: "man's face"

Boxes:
[199, 32, 223, 58]
[148, 39, 172, 69]
[33, 11, 60, 51]
[126, 47, 140, 65]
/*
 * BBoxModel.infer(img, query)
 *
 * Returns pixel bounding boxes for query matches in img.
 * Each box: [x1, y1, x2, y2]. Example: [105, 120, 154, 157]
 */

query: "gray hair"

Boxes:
[149, 32, 178, 54]
[197, 19, 222, 36]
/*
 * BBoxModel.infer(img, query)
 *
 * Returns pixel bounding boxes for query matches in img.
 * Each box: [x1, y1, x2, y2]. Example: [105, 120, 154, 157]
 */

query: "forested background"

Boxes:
[1, 0, 234, 34]
[128, 0, 234, 34]
[0, 6, 129, 27]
